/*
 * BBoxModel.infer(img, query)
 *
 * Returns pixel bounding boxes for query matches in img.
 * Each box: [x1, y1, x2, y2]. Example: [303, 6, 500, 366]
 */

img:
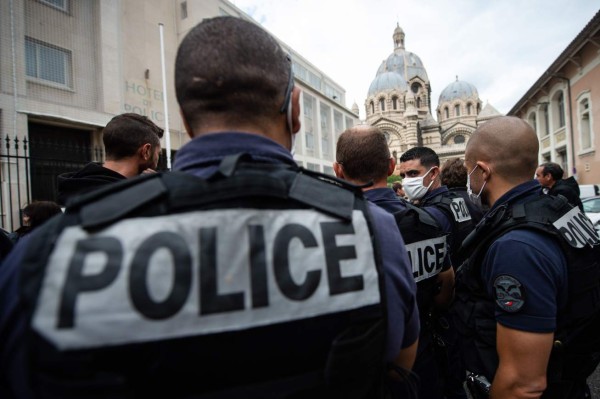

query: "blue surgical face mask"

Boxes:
[466, 164, 486, 207]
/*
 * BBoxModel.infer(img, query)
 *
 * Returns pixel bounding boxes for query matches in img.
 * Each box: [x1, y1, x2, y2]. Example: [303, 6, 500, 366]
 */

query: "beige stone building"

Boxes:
[0, 0, 358, 230]
[509, 10, 600, 185]
[364, 24, 501, 171]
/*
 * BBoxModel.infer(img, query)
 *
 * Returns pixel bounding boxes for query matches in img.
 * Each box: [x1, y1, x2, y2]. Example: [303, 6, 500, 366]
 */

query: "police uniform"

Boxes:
[365, 187, 452, 399]
[417, 186, 471, 399]
[0, 132, 419, 398]
[447, 187, 483, 226]
[420, 185, 475, 267]
[454, 180, 600, 397]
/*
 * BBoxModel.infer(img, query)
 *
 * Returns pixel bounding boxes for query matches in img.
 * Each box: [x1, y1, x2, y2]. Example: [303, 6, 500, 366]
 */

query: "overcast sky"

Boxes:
[231, 0, 599, 119]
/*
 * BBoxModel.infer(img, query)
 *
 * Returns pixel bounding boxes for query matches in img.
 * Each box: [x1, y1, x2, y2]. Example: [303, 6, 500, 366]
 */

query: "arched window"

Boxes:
[416, 97, 421, 108]
[579, 98, 592, 150]
[477, 103, 481, 114]
[454, 135, 465, 144]
[411, 82, 421, 94]
[557, 92, 565, 128]
[539, 104, 549, 137]
[467, 103, 472, 115]
[551, 91, 566, 131]
[392, 96, 398, 110]
[454, 104, 460, 117]
[444, 107, 449, 119]
[370, 101, 374, 114]
[379, 98, 385, 112]
[528, 112, 537, 133]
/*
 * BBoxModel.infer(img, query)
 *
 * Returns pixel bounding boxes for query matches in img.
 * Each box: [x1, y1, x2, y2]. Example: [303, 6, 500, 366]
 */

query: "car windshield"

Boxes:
[583, 198, 600, 213]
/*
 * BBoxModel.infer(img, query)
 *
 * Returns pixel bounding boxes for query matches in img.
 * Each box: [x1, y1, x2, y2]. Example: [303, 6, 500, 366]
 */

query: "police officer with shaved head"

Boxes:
[454, 116, 600, 398]
[0, 17, 420, 398]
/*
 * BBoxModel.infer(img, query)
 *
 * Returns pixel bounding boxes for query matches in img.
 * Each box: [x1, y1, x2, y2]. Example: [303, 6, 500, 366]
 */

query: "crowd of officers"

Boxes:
[1, 15, 599, 399]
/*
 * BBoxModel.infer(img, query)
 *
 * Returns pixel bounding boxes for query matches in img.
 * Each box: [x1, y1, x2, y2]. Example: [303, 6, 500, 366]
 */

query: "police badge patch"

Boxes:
[493, 275, 525, 313]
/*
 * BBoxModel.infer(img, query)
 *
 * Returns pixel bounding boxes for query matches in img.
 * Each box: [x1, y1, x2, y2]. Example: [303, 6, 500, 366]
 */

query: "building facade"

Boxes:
[364, 24, 501, 171]
[509, 10, 600, 185]
[0, 0, 358, 230]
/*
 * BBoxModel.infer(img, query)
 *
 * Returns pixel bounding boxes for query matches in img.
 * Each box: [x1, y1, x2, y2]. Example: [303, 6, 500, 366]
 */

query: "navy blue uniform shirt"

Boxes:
[480, 180, 568, 332]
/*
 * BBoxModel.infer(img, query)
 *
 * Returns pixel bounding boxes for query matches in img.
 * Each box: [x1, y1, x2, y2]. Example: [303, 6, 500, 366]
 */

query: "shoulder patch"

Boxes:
[493, 275, 525, 313]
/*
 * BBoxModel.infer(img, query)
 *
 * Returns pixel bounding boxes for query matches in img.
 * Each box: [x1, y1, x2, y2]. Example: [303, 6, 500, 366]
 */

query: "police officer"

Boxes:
[399, 147, 475, 267]
[334, 125, 454, 399]
[454, 116, 600, 398]
[440, 157, 484, 225]
[399, 147, 472, 399]
[0, 17, 419, 398]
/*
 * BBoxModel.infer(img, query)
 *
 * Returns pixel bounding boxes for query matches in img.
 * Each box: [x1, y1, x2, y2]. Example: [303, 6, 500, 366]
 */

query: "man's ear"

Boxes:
[477, 161, 492, 179]
[180, 109, 194, 138]
[140, 143, 152, 160]
[430, 165, 441, 181]
[333, 162, 344, 179]
[387, 157, 396, 177]
[291, 87, 301, 134]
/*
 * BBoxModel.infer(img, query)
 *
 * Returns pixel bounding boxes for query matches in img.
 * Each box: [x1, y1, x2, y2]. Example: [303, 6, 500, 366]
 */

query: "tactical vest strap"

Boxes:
[80, 176, 167, 230]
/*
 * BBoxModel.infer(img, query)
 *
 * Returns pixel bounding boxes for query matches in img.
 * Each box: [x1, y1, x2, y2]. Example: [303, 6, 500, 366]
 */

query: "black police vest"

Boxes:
[393, 203, 448, 321]
[420, 191, 474, 268]
[19, 157, 391, 399]
[453, 194, 600, 389]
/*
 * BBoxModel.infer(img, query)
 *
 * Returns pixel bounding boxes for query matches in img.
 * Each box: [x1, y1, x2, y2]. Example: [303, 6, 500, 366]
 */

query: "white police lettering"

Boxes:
[553, 207, 600, 248]
[32, 209, 379, 350]
[405, 236, 446, 282]
[450, 197, 472, 223]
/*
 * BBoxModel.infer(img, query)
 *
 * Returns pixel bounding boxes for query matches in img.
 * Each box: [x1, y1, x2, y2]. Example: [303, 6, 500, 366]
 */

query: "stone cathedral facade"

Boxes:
[362, 24, 501, 167]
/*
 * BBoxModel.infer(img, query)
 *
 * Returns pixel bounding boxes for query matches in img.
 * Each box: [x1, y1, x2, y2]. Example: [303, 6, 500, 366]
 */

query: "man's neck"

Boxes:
[363, 179, 390, 191]
[103, 160, 138, 178]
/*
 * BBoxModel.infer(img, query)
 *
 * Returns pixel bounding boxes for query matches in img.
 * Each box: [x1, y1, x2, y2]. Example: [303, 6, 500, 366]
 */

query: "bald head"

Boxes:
[466, 116, 539, 184]
[336, 125, 391, 184]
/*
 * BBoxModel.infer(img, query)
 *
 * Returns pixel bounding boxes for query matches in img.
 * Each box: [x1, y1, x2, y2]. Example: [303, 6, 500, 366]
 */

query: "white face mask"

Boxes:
[403, 167, 435, 201]
[467, 164, 487, 207]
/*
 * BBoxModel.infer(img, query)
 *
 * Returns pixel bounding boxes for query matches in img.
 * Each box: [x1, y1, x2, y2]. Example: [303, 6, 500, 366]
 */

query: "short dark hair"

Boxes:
[103, 113, 164, 160]
[392, 181, 403, 191]
[399, 146, 440, 168]
[336, 126, 390, 184]
[540, 162, 564, 181]
[22, 201, 62, 228]
[175, 17, 292, 130]
[441, 158, 467, 188]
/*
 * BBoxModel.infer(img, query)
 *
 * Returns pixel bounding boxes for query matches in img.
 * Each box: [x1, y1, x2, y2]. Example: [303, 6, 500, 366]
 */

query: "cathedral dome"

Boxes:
[367, 24, 429, 98]
[439, 78, 479, 103]
[368, 71, 407, 96]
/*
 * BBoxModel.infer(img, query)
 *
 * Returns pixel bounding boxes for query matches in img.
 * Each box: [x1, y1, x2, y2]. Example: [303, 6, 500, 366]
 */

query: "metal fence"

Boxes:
[0, 135, 104, 232]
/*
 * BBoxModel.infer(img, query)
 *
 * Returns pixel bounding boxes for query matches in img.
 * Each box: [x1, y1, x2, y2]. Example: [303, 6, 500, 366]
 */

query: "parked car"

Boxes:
[582, 196, 600, 235]
[580, 184, 599, 199]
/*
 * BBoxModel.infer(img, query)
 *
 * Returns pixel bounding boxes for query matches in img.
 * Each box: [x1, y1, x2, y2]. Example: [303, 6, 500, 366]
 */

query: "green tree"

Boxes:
[387, 175, 402, 187]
